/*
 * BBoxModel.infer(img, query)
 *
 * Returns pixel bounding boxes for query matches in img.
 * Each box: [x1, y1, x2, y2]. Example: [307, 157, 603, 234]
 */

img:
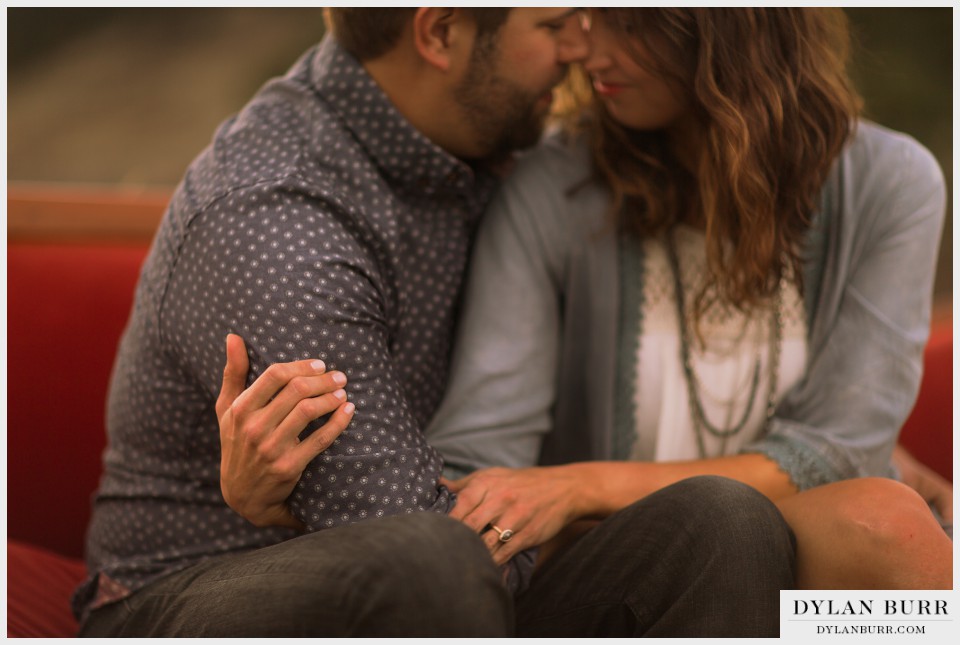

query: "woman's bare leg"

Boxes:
[776, 478, 952, 589]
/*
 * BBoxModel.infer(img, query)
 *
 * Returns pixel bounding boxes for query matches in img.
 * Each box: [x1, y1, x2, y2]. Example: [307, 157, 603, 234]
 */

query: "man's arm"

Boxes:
[217, 333, 355, 529]
[162, 184, 454, 531]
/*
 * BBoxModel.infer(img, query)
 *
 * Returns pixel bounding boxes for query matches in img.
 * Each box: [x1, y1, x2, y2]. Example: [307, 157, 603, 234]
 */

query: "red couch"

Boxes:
[7, 186, 163, 637]
[5, 187, 954, 637]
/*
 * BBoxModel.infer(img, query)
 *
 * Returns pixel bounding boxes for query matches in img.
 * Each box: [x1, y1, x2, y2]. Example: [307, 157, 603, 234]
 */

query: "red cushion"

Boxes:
[899, 318, 953, 482]
[6, 540, 87, 637]
[7, 243, 148, 557]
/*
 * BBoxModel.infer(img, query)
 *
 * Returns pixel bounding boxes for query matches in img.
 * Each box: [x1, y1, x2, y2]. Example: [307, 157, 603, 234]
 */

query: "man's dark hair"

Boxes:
[324, 8, 511, 62]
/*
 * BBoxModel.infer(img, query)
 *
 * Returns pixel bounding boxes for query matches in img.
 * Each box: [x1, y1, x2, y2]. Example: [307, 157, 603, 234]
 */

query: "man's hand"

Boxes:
[442, 466, 582, 566]
[893, 444, 953, 524]
[216, 334, 356, 530]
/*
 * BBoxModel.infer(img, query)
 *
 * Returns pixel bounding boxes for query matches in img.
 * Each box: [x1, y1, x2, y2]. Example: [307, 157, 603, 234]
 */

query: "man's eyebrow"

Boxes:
[536, 8, 582, 26]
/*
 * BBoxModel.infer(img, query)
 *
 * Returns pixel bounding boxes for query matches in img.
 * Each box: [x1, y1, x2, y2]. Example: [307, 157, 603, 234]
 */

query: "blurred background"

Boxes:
[6, 7, 953, 302]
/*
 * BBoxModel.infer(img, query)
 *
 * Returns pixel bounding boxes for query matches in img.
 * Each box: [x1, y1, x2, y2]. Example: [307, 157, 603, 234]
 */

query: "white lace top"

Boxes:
[632, 226, 808, 461]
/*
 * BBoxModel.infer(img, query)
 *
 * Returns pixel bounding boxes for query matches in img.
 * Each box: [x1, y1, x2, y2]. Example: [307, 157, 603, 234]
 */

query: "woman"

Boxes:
[425, 7, 951, 589]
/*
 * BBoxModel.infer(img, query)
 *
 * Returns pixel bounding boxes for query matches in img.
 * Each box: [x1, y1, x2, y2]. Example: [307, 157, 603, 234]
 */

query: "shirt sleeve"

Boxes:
[425, 155, 572, 479]
[159, 182, 453, 531]
[744, 129, 947, 489]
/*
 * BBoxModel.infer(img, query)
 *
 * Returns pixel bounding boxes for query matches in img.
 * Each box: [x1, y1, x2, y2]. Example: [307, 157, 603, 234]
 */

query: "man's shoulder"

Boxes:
[172, 90, 360, 229]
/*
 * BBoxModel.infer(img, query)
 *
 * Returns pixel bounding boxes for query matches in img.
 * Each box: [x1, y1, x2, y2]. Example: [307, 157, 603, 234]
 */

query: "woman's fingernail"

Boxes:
[344, 402, 355, 414]
[333, 389, 347, 401]
[332, 372, 347, 386]
[310, 360, 325, 372]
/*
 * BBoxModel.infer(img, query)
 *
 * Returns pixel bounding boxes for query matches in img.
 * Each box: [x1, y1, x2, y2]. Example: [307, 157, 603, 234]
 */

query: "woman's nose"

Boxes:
[582, 31, 612, 74]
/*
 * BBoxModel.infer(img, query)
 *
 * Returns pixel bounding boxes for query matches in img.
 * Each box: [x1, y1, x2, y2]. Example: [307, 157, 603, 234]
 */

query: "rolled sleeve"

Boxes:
[744, 126, 946, 488]
[161, 184, 452, 530]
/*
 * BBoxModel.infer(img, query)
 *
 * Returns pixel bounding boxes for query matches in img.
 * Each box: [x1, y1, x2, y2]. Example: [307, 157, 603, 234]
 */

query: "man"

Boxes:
[77, 8, 588, 637]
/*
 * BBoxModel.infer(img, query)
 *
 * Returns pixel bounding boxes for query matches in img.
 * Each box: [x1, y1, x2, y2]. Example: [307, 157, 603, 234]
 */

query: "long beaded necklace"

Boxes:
[664, 229, 783, 458]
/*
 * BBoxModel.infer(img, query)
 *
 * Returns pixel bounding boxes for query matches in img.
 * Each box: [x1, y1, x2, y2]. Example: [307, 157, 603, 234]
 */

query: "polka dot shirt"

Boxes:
[74, 36, 497, 618]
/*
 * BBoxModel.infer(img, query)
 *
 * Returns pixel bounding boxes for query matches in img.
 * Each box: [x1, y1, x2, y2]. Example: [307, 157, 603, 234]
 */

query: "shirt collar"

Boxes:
[309, 35, 488, 198]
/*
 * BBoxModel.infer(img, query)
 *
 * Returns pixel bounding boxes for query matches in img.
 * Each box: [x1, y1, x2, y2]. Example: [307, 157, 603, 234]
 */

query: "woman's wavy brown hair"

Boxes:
[561, 8, 862, 316]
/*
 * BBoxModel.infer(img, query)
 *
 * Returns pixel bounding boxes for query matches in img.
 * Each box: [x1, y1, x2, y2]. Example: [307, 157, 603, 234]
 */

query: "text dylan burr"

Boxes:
[794, 600, 947, 616]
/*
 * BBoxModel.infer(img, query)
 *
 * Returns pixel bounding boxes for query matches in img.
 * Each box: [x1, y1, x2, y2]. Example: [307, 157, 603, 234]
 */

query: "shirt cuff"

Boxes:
[502, 547, 539, 596]
[742, 433, 841, 491]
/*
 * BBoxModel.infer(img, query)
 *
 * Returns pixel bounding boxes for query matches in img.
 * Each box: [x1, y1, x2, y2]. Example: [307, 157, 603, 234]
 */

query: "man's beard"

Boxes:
[454, 47, 561, 161]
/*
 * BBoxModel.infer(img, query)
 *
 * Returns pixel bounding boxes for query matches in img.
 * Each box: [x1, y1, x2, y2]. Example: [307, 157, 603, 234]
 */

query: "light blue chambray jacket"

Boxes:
[426, 121, 946, 491]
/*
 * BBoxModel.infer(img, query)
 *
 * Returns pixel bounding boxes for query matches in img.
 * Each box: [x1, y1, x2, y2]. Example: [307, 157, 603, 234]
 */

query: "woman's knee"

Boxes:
[816, 477, 943, 551]
[777, 477, 952, 589]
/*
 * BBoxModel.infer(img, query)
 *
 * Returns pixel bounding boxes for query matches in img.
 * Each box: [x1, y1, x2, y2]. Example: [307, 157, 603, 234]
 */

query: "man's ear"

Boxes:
[411, 7, 473, 72]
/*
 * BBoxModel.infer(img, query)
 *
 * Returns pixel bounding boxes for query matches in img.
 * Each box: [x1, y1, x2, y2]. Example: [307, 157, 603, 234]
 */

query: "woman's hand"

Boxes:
[216, 334, 356, 530]
[442, 466, 584, 565]
[892, 444, 953, 523]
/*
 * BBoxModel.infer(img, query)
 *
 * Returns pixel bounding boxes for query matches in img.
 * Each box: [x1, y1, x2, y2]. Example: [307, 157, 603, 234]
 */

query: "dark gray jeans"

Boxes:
[80, 475, 794, 637]
[516, 475, 796, 637]
[79, 512, 512, 637]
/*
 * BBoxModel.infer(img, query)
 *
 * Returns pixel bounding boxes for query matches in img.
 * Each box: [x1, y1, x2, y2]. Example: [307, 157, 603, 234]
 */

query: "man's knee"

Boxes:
[358, 512, 502, 593]
[663, 475, 791, 530]
[315, 513, 511, 635]
[266, 511, 494, 580]
[567, 477, 791, 636]
[344, 513, 512, 636]
[372, 511, 491, 562]
[634, 476, 796, 580]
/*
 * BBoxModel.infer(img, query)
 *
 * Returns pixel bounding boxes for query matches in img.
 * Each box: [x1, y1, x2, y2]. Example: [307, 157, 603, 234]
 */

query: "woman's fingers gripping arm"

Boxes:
[217, 334, 356, 528]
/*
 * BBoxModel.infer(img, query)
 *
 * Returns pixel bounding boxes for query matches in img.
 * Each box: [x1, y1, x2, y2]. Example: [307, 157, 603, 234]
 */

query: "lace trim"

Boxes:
[613, 233, 644, 460]
[742, 434, 841, 491]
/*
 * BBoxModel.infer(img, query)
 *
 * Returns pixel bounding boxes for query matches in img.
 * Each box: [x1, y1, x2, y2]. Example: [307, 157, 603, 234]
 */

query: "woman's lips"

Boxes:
[592, 79, 625, 97]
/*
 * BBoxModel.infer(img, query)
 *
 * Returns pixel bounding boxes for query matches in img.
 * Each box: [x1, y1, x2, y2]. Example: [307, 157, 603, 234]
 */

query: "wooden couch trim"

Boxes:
[7, 182, 170, 243]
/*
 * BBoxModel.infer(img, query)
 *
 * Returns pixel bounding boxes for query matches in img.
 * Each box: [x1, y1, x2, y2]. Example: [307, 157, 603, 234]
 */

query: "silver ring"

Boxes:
[490, 524, 514, 543]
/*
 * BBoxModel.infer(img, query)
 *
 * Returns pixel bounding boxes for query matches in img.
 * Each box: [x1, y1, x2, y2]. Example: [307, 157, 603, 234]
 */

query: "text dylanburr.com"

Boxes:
[780, 591, 957, 641]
